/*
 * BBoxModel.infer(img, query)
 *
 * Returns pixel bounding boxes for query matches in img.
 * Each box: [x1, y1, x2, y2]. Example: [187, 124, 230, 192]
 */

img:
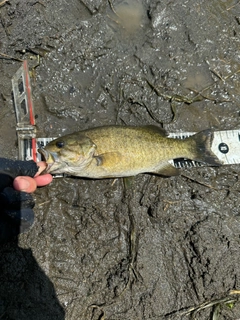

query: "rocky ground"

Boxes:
[1, 0, 240, 319]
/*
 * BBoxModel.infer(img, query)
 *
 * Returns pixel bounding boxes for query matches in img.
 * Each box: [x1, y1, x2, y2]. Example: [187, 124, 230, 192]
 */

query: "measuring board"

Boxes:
[12, 60, 37, 161]
[12, 61, 240, 174]
[168, 130, 240, 168]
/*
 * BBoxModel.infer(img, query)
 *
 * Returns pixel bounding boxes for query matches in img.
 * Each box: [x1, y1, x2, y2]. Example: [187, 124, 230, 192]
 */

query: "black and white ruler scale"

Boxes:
[12, 61, 240, 174]
[168, 130, 240, 168]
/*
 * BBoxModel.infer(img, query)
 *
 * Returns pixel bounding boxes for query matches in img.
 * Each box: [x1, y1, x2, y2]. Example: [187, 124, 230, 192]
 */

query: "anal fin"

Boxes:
[153, 163, 180, 176]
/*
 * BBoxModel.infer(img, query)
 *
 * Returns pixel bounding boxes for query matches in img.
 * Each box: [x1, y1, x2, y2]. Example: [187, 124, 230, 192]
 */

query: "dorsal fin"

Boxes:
[142, 125, 167, 136]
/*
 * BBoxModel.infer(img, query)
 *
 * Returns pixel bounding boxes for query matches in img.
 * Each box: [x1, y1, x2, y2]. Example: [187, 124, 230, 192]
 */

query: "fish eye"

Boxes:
[56, 141, 65, 148]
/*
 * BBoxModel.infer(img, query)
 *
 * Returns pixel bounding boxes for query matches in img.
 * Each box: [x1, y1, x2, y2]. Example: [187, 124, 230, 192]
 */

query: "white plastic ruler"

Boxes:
[168, 130, 240, 168]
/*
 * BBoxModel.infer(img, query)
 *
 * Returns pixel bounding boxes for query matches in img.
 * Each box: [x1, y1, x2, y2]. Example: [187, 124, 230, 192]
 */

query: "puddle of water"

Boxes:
[183, 67, 213, 92]
[108, 0, 147, 35]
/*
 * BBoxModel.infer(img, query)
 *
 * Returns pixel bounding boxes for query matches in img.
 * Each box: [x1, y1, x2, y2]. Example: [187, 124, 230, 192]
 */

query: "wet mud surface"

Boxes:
[1, 0, 240, 319]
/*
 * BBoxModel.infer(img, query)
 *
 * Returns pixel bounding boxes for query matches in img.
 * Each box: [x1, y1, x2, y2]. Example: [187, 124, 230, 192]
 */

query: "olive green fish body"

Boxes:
[39, 125, 221, 178]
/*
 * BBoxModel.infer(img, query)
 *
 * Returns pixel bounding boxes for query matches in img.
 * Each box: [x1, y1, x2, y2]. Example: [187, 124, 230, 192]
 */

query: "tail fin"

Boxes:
[187, 129, 222, 166]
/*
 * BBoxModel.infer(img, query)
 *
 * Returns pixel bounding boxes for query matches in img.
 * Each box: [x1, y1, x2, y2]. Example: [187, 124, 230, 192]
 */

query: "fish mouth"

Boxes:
[38, 148, 59, 173]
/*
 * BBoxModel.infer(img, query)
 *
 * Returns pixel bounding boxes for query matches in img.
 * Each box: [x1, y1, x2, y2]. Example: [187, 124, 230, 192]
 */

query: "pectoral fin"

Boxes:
[94, 152, 122, 167]
[153, 162, 180, 176]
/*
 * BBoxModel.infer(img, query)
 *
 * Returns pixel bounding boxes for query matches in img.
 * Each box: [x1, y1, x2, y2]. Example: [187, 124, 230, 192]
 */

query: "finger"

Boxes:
[34, 174, 53, 187]
[13, 176, 37, 193]
[35, 161, 47, 176]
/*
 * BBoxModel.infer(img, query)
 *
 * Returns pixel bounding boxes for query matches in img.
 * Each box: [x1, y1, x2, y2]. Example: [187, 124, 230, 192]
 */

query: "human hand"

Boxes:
[0, 158, 52, 243]
[13, 161, 53, 193]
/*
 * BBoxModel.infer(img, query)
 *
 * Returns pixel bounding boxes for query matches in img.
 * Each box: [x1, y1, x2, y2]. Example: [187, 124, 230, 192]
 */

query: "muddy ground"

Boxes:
[1, 0, 240, 319]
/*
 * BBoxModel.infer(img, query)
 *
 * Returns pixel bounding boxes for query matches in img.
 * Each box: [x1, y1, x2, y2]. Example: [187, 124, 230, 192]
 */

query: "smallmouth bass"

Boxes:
[38, 125, 221, 178]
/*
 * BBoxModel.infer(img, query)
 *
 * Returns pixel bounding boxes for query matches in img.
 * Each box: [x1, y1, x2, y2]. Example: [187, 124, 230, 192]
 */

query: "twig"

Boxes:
[38, 200, 51, 206]
[181, 173, 218, 190]
[230, 289, 240, 295]
[108, 0, 120, 17]
[224, 69, 240, 80]
[180, 296, 236, 316]
[0, 52, 23, 62]
[0, 0, 9, 7]
[227, 0, 240, 10]
[209, 67, 224, 81]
